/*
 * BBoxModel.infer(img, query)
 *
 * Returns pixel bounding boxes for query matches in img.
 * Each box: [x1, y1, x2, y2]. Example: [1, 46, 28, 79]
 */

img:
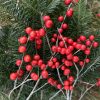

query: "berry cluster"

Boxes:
[10, 0, 99, 92]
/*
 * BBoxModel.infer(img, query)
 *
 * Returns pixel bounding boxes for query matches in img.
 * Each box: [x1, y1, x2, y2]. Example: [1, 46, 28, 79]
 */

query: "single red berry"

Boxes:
[85, 58, 90, 63]
[45, 20, 53, 28]
[67, 53, 73, 60]
[18, 36, 27, 44]
[60, 48, 66, 55]
[10, 72, 17, 80]
[73, 56, 79, 63]
[48, 61, 53, 67]
[89, 35, 95, 41]
[79, 35, 86, 41]
[48, 78, 54, 84]
[24, 55, 31, 63]
[17, 69, 24, 77]
[39, 28, 46, 37]
[25, 27, 32, 34]
[68, 46, 74, 51]
[93, 42, 99, 48]
[58, 28, 63, 34]
[18, 46, 26, 53]
[66, 8, 73, 17]
[64, 80, 70, 86]
[79, 61, 84, 67]
[68, 76, 74, 82]
[30, 31, 36, 38]
[75, 44, 82, 49]
[55, 62, 60, 68]
[67, 38, 73, 44]
[64, 85, 70, 90]
[59, 41, 65, 47]
[52, 57, 57, 63]
[80, 45, 86, 50]
[86, 40, 91, 46]
[57, 47, 62, 52]
[64, 60, 71, 67]
[51, 38, 56, 42]
[34, 54, 40, 60]
[38, 60, 43, 66]
[69, 86, 74, 90]
[41, 70, 48, 79]
[31, 73, 39, 81]
[62, 23, 68, 30]
[53, 34, 58, 38]
[40, 64, 46, 70]
[31, 60, 38, 66]
[57, 84, 62, 89]
[43, 15, 50, 22]
[66, 48, 71, 55]
[26, 64, 33, 71]
[84, 48, 91, 55]
[52, 46, 57, 52]
[64, 0, 72, 5]
[16, 59, 22, 66]
[64, 68, 71, 76]
[58, 16, 64, 22]
[61, 66, 66, 70]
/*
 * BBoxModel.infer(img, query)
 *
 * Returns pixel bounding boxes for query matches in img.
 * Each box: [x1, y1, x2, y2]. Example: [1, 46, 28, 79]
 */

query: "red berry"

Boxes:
[39, 28, 46, 37]
[17, 69, 24, 77]
[18, 46, 26, 53]
[52, 57, 57, 63]
[45, 20, 53, 28]
[31, 73, 39, 81]
[57, 47, 62, 52]
[16, 59, 22, 66]
[30, 31, 36, 38]
[62, 23, 68, 30]
[48, 78, 54, 85]
[52, 46, 57, 52]
[79, 35, 86, 41]
[66, 48, 71, 55]
[57, 84, 62, 89]
[64, 68, 71, 76]
[58, 28, 63, 34]
[86, 40, 91, 46]
[68, 46, 74, 51]
[85, 58, 90, 63]
[84, 48, 90, 55]
[75, 44, 82, 49]
[69, 86, 73, 90]
[41, 70, 48, 79]
[89, 35, 95, 41]
[64, 0, 72, 5]
[68, 76, 74, 82]
[38, 60, 43, 66]
[26, 64, 33, 71]
[48, 61, 53, 67]
[51, 38, 56, 42]
[25, 27, 32, 34]
[34, 54, 40, 60]
[18, 36, 27, 44]
[64, 60, 71, 67]
[53, 34, 58, 38]
[10, 72, 17, 80]
[43, 16, 50, 22]
[67, 38, 73, 44]
[59, 41, 64, 47]
[55, 62, 60, 68]
[66, 8, 73, 17]
[73, 56, 79, 62]
[24, 55, 31, 63]
[67, 54, 73, 60]
[64, 85, 70, 90]
[61, 48, 66, 55]
[58, 16, 64, 22]
[40, 64, 46, 70]
[31, 60, 38, 66]
[80, 45, 86, 50]
[61, 66, 66, 70]
[93, 42, 99, 48]
[79, 61, 84, 67]
[64, 80, 70, 86]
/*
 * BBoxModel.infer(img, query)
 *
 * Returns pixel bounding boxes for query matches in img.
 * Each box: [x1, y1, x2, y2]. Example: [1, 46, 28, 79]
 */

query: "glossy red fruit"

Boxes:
[68, 76, 74, 82]
[80, 45, 86, 50]
[18, 46, 26, 53]
[60, 48, 66, 55]
[40, 64, 46, 70]
[48, 78, 54, 84]
[55, 62, 60, 68]
[16, 59, 22, 66]
[61, 66, 66, 70]
[36, 39, 42, 45]
[48, 61, 53, 67]
[17, 69, 24, 77]
[89, 35, 95, 41]
[75, 44, 82, 49]
[66, 49, 71, 55]
[64, 0, 72, 5]
[10, 72, 17, 80]
[85, 58, 90, 63]
[52, 57, 57, 63]
[66, 8, 73, 17]
[69, 86, 74, 90]
[68, 46, 74, 51]
[62, 23, 68, 30]
[64, 68, 71, 76]
[25, 27, 32, 34]
[67, 54, 73, 60]
[34, 54, 40, 60]
[51, 38, 56, 42]
[24, 55, 31, 63]
[67, 38, 73, 44]
[52, 46, 57, 52]
[59, 41, 64, 47]
[43, 15, 50, 22]
[73, 56, 79, 62]
[64, 80, 70, 86]
[79, 35, 86, 41]
[26, 64, 33, 71]
[30, 31, 36, 38]
[93, 42, 99, 48]
[86, 40, 91, 46]
[58, 16, 64, 22]
[38, 60, 43, 66]
[57, 47, 61, 52]
[64, 85, 70, 90]
[57, 84, 62, 89]
[18, 36, 27, 44]
[58, 28, 63, 34]
[53, 34, 58, 38]
[41, 70, 48, 79]
[79, 61, 84, 67]
[31, 60, 38, 66]
[31, 73, 39, 81]
[45, 20, 53, 28]
[39, 28, 46, 37]
[64, 60, 71, 67]
[84, 48, 90, 55]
